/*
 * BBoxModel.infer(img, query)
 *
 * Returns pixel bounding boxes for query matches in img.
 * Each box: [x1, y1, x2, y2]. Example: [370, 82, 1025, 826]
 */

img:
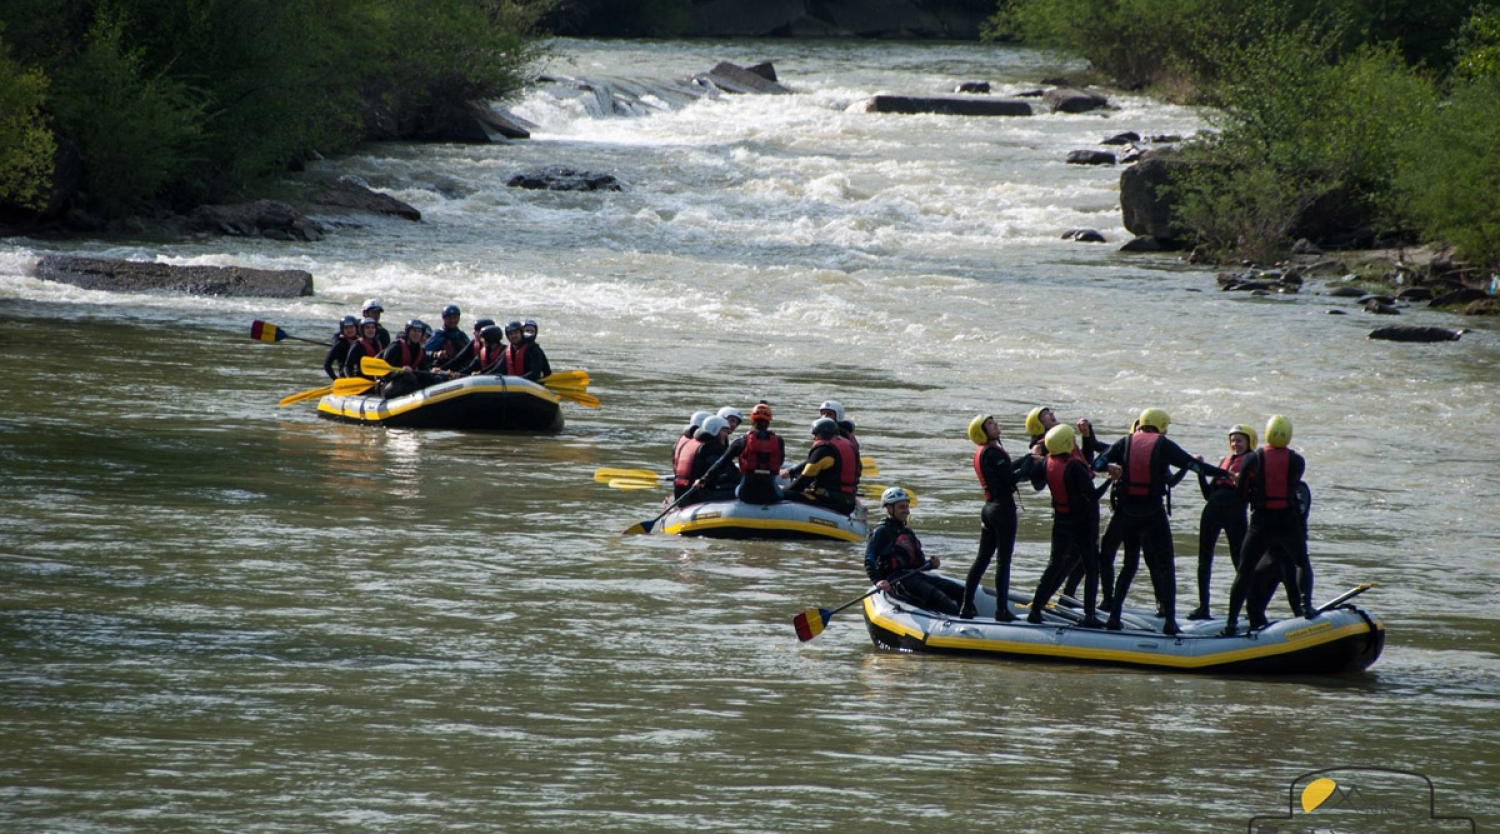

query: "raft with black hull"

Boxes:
[317, 375, 564, 431]
[862, 585, 1384, 675]
[661, 498, 868, 542]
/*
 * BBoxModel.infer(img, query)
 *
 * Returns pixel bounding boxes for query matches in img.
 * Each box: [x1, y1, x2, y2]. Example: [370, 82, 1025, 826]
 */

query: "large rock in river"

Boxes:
[187, 200, 324, 241]
[36, 255, 313, 298]
[1367, 325, 1464, 342]
[865, 95, 1032, 116]
[1120, 155, 1191, 241]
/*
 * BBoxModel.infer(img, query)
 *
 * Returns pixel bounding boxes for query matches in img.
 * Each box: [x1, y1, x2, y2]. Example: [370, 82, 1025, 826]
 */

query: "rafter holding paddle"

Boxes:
[359, 356, 600, 408]
[793, 562, 931, 641]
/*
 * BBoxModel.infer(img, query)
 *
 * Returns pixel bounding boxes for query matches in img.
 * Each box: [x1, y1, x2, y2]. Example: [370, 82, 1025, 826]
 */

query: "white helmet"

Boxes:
[361, 298, 383, 313]
[818, 400, 845, 422]
[689, 410, 714, 429]
[880, 486, 911, 507]
[717, 406, 743, 424]
[700, 416, 730, 438]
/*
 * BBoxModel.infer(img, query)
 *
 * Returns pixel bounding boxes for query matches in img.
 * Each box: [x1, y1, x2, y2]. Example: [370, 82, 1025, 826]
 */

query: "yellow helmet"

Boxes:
[1044, 423, 1075, 456]
[1137, 407, 1171, 433]
[1265, 414, 1292, 448]
[1025, 406, 1049, 437]
[967, 414, 994, 445]
[1227, 423, 1258, 449]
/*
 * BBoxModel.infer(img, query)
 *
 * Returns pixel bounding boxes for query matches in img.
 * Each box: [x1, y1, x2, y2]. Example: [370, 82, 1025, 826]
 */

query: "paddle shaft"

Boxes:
[1315, 583, 1374, 615]
[624, 486, 699, 535]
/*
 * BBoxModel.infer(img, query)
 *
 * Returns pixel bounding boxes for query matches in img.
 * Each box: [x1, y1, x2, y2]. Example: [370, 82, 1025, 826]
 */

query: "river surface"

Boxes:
[2, 38, 1498, 833]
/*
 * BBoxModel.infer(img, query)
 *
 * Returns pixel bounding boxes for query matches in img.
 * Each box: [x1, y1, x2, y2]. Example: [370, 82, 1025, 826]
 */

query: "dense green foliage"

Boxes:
[0, 27, 55, 211]
[991, 0, 1500, 266]
[0, 0, 550, 219]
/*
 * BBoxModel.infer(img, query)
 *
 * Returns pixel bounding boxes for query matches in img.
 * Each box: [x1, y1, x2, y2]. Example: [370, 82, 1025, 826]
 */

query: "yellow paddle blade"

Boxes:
[555, 389, 600, 408]
[595, 468, 661, 483]
[609, 478, 664, 491]
[279, 385, 333, 407]
[332, 378, 377, 396]
[540, 370, 590, 386]
[861, 457, 879, 476]
[360, 356, 397, 376]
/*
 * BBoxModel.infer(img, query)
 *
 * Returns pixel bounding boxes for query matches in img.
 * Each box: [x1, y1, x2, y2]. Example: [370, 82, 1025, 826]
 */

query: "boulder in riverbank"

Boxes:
[308, 179, 422, 222]
[187, 200, 325, 241]
[1044, 88, 1110, 113]
[1368, 325, 1464, 342]
[35, 255, 313, 298]
[1119, 154, 1192, 243]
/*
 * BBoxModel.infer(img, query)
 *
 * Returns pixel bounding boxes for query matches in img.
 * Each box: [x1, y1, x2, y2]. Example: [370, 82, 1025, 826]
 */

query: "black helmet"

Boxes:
[359, 316, 378, 328]
[504, 320, 523, 334]
[811, 417, 839, 439]
[480, 325, 504, 345]
[442, 304, 461, 318]
[339, 315, 358, 328]
[405, 318, 428, 336]
[473, 317, 495, 332]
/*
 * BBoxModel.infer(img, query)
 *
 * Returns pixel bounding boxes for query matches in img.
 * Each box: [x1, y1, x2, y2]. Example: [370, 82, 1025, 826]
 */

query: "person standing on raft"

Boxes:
[961, 414, 1026, 621]
[1187, 424, 1257, 620]
[1027, 424, 1109, 629]
[1095, 408, 1229, 634]
[697, 403, 785, 505]
[1222, 415, 1315, 635]
[866, 486, 964, 616]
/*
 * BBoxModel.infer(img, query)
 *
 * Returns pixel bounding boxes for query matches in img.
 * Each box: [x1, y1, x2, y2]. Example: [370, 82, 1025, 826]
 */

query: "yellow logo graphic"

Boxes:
[1302, 777, 1338, 813]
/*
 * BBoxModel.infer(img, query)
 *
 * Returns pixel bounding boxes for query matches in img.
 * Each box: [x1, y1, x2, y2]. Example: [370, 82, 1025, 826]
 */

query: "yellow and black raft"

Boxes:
[317, 374, 566, 432]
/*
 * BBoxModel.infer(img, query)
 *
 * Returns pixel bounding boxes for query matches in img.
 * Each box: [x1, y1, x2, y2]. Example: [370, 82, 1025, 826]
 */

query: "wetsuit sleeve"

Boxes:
[1097, 437, 1128, 471]
[1236, 451, 1262, 504]
[323, 342, 345, 379]
[531, 344, 552, 379]
[865, 525, 892, 581]
[700, 437, 744, 483]
[1066, 461, 1099, 508]
[344, 343, 368, 378]
[423, 333, 445, 353]
[789, 446, 834, 494]
[1198, 467, 1213, 500]
[1016, 451, 1046, 491]
[441, 342, 473, 372]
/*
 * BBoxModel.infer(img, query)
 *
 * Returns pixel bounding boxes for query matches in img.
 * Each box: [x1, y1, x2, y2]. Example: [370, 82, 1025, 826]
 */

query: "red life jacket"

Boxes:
[1123, 432, 1163, 498]
[674, 437, 704, 489]
[738, 430, 783, 476]
[478, 342, 506, 372]
[1213, 452, 1245, 490]
[1257, 447, 1293, 510]
[974, 446, 992, 501]
[395, 340, 426, 370]
[827, 436, 860, 494]
[1046, 454, 1072, 515]
[504, 343, 530, 377]
[672, 434, 691, 471]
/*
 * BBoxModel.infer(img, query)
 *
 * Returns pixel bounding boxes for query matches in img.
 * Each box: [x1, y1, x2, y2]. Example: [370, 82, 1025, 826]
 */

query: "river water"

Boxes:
[2, 38, 1497, 833]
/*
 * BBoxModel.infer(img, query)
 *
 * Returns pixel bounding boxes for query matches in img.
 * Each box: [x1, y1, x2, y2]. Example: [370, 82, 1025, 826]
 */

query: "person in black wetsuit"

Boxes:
[439, 318, 494, 373]
[497, 320, 544, 381]
[697, 402, 785, 505]
[1095, 408, 1230, 634]
[785, 418, 858, 515]
[361, 299, 391, 350]
[377, 319, 446, 399]
[1017, 406, 1106, 490]
[865, 486, 963, 615]
[1222, 414, 1315, 635]
[454, 324, 507, 376]
[323, 316, 359, 379]
[961, 414, 1026, 621]
[678, 415, 734, 506]
[1188, 424, 1256, 620]
[1027, 424, 1110, 628]
[521, 319, 552, 380]
[424, 304, 470, 366]
[671, 410, 714, 499]
[343, 317, 384, 378]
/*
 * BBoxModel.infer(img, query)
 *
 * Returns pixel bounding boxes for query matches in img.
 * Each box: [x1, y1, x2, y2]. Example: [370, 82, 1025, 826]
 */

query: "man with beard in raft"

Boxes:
[1222, 414, 1315, 635]
[1027, 424, 1110, 629]
[785, 417, 859, 515]
[1187, 424, 1258, 620]
[696, 402, 785, 505]
[961, 414, 1027, 621]
[376, 319, 448, 399]
[865, 486, 963, 616]
[1096, 408, 1230, 634]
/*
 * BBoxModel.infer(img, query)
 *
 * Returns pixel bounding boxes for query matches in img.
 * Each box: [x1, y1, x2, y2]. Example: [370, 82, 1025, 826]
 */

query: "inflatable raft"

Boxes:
[317, 375, 564, 431]
[863, 583, 1383, 675]
[661, 498, 869, 542]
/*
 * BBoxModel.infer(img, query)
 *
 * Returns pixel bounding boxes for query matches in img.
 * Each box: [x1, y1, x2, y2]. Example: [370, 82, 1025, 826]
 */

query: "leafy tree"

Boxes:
[1393, 76, 1500, 265]
[0, 29, 56, 211]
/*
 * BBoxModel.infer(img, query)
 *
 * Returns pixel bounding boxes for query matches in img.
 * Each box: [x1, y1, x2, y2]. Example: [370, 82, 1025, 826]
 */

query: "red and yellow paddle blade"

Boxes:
[793, 608, 833, 642]
[250, 320, 285, 343]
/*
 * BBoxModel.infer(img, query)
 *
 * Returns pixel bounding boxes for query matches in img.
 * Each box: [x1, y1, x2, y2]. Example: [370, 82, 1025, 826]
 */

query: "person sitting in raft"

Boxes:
[717, 406, 743, 435]
[343, 317, 384, 379]
[323, 315, 359, 379]
[1027, 424, 1111, 629]
[818, 400, 861, 479]
[498, 321, 544, 381]
[961, 414, 1027, 621]
[361, 298, 391, 350]
[865, 486, 963, 616]
[1095, 408, 1230, 634]
[696, 402, 785, 505]
[785, 417, 859, 515]
[520, 319, 553, 380]
[439, 318, 494, 373]
[676, 415, 734, 506]
[424, 304, 469, 365]
[670, 410, 715, 499]
[1018, 406, 1105, 489]
[1222, 415, 1315, 635]
[454, 324, 507, 376]
[1188, 424, 1257, 620]
[376, 319, 446, 399]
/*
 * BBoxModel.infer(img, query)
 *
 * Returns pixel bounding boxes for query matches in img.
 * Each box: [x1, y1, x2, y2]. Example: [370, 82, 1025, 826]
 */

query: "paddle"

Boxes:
[279, 385, 333, 407]
[333, 378, 377, 396]
[623, 487, 698, 535]
[609, 478, 664, 491]
[1314, 583, 1377, 615]
[861, 457, 880, 477]
[792, 563, 931, 642]
[250, 320, 326, 346]
[594, 467, 662, 483]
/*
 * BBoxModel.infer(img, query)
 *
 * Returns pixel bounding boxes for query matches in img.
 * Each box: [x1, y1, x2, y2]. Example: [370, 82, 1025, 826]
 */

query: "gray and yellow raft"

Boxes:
[661, 498, 869, 542]
[863, 583, 1383, 675]
[317, 375, 564, 431]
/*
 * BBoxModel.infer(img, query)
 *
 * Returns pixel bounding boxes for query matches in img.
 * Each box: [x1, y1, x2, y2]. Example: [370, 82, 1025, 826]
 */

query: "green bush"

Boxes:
[0, 29, 55, 211]
[1393, 76, 1500, 266]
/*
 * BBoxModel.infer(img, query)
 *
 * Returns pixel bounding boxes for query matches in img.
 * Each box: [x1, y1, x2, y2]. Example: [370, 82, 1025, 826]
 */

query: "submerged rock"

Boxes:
[507, 167, 624, 192]
[865, 95, 1032, 116]
[1368, 325, 1464, 342]
[1066, 150, 1116, 166]
[1063, 229, 1106, 243]
[36, 255, 313, 298]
